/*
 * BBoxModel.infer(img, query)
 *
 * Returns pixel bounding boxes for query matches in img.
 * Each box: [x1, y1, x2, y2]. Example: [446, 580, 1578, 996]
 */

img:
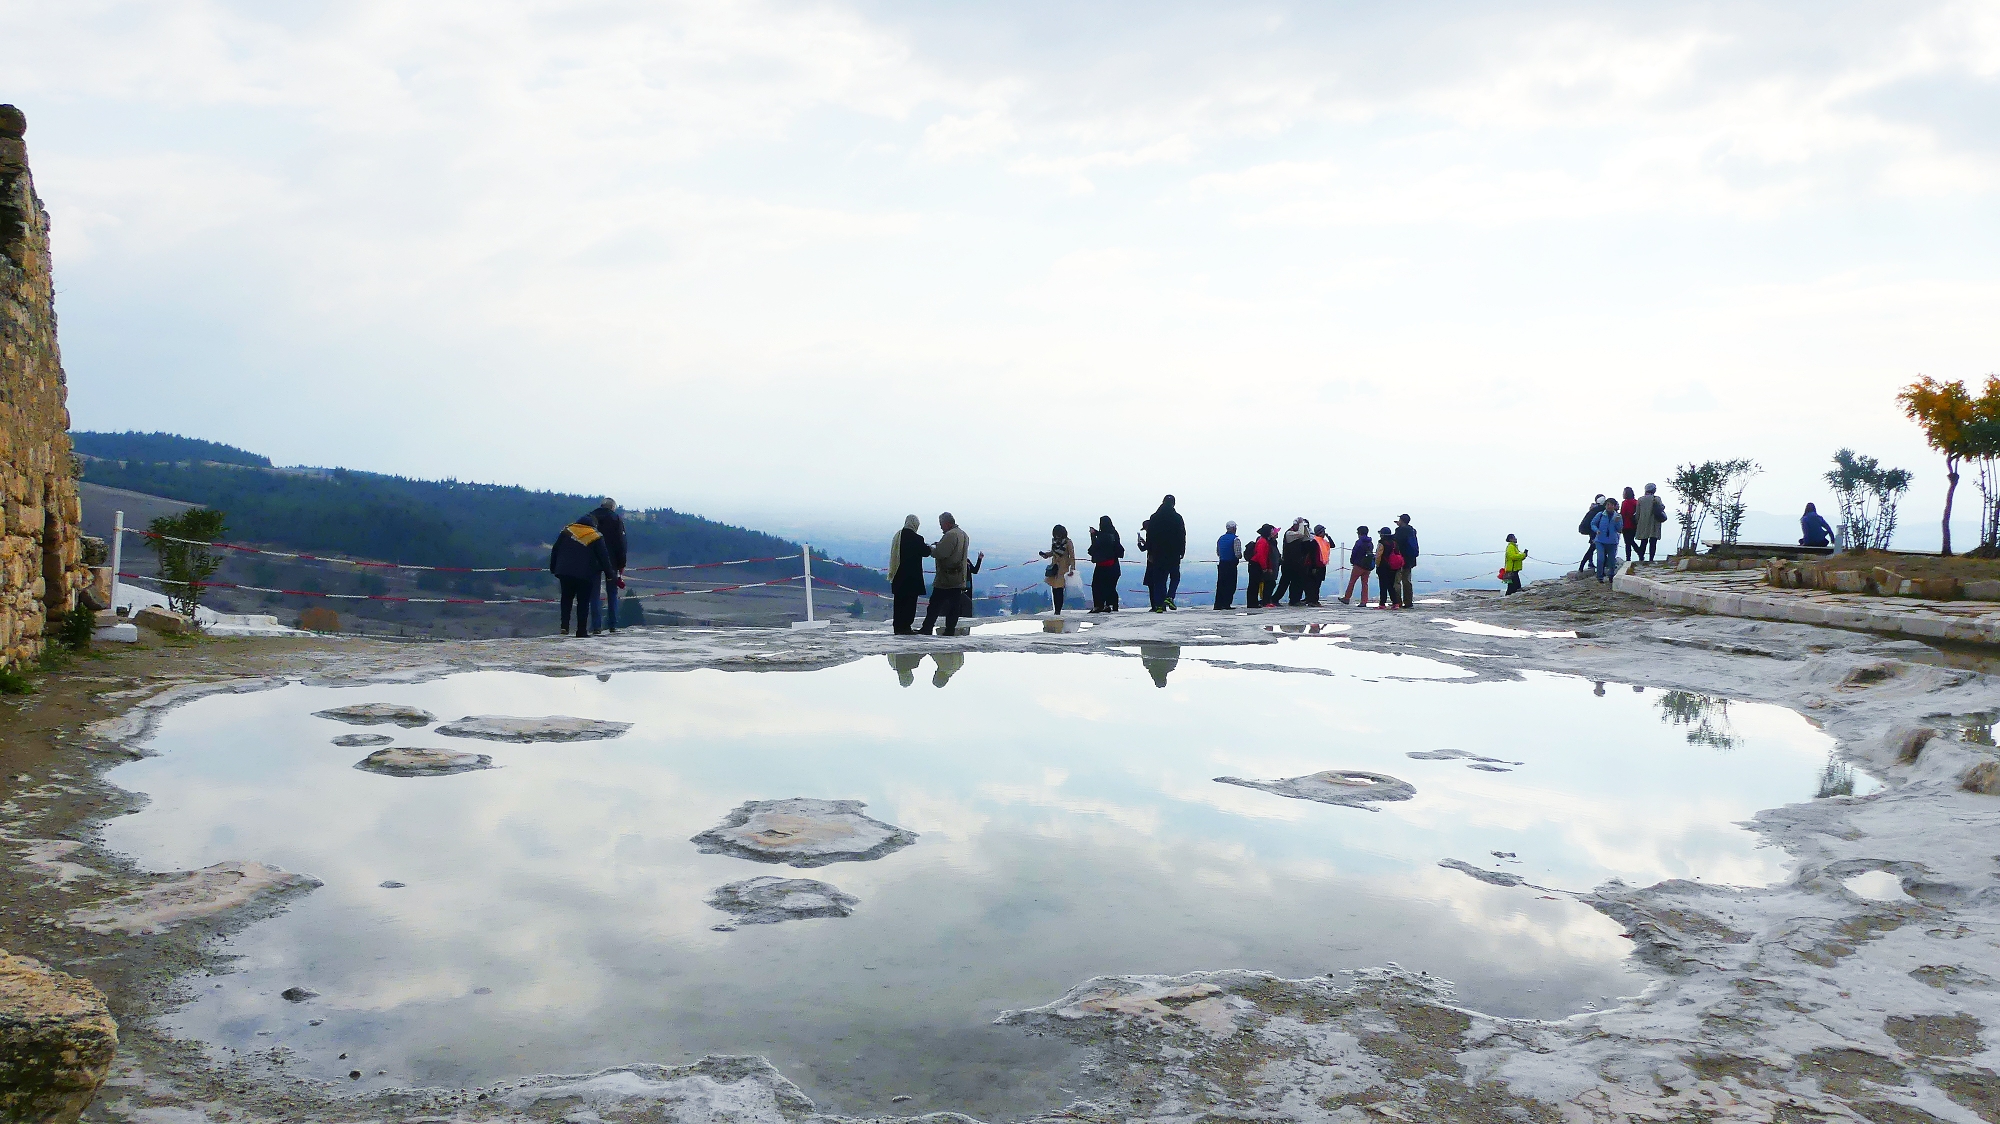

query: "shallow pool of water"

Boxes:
[103, 649, 1838, 1118]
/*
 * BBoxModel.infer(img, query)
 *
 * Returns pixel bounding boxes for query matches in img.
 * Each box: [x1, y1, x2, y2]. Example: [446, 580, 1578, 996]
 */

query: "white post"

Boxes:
[791, 544, 828, 629]
[110, 511, 124, 612]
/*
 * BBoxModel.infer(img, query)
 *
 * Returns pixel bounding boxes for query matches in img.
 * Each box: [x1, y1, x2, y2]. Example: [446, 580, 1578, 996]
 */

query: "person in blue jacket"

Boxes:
[1800, 503, 1837, 548]
[549, 512, 618, 636]
[1214, 521, 1240, 610]
[1591, 498, 1624, 583]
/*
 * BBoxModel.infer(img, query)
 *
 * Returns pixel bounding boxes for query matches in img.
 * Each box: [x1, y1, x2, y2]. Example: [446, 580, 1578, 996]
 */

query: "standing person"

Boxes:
[1340, 525, 1374, 604]
[1375, 527, 1403, 608]
[1039, 525, 1077, 614]
[888, 515, 930, 635]
[1591, 498, 1623, 582]
[1502, 535, 1527, 595]
[1243, 525, 1270, 608]
[919, 512, 971, 635]
[1578, 494, 1607, 572]
[1214, 521, 1241, 610]
[1277, 518, 1312, 606]
[1258, 524, 1283, 606]
[1309, 524, 1332, 607]
[1619, 488, 1640, 563]
[1800, 502, 1836, 548]
[1636, 483, 1668, 560]
[1393, 515, 1420, 609]
[587, 498, 628, 634]
[1088, 516, 1124, 612]
[1146, 495, 1187, 610]
[548, 512, 616, 637]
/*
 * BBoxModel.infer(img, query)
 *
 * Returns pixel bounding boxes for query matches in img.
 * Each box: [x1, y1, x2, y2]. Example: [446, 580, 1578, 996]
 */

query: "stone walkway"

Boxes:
[1614, 561, 2000, 643]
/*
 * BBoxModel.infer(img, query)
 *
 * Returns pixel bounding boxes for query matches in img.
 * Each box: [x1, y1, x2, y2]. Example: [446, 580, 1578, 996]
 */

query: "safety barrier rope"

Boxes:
[116, 571, 806, 605]
[124, 528, 801, 574]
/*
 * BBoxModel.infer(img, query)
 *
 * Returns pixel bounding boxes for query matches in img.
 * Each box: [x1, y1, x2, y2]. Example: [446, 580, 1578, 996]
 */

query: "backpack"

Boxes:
[1578, 511, 1595, 536]
[1385, 550, 1405, 571]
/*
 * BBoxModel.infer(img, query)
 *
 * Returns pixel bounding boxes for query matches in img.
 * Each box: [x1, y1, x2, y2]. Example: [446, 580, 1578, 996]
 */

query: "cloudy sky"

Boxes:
[6, 1, 1998, 546]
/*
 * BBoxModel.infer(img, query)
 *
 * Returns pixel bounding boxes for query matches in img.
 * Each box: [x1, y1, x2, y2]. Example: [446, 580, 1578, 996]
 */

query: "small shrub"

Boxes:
[55, 605, 95, 652]
[147, 507, 228, 616]
[0, 665, 32, 695]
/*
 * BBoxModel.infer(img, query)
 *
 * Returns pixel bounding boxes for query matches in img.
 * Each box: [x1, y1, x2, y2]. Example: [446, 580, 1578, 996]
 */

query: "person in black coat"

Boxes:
[590, 498, 628, 632]
[549, 512, 617, 636]
[1088, 516, 1125, 612]
[889, 515, 931, 634]
[1144, 495, 1187, 610]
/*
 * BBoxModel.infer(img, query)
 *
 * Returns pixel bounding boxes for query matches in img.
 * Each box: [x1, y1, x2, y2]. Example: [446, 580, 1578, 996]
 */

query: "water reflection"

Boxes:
[98, 653, 1838, 1119]
[1138, 643, 1180, 687]
[1657, 690, 1739, 750]
[1815, 753, 1857, 798]
[887, 653, 924, 688]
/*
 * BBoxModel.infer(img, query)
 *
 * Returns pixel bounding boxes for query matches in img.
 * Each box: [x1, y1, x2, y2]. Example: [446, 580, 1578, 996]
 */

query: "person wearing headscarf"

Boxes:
[888, 515, 930, 635]
[1039, 524, 1078, 614]
[1088, 516, 1125, 612]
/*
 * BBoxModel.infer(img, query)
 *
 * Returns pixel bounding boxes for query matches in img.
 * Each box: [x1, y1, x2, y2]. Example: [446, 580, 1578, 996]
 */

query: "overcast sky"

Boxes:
[6, 1, 1998, 545]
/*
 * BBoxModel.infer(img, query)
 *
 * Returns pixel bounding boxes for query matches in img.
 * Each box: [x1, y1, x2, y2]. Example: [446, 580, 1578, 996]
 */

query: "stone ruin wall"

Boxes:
[0, 105, 90, 669]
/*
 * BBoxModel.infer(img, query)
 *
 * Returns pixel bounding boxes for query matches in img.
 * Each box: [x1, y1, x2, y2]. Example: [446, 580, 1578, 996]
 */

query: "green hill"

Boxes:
[72, 433, 884, 590]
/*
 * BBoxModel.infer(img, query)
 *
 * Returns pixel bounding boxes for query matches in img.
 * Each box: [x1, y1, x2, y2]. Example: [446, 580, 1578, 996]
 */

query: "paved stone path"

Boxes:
[1615, 562, 2000, 643]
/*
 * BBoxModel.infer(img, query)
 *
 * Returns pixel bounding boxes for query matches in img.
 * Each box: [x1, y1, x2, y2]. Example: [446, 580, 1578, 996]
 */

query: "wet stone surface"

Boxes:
[435, 715, 632, 743]
[1214, 768, 1416, 808]
[690, 798, 918, 867]
[707, 876, 859, 925]
[330, 732, 395, 748]
[311, 703, 438, 728]
[353, 747, 495, 778]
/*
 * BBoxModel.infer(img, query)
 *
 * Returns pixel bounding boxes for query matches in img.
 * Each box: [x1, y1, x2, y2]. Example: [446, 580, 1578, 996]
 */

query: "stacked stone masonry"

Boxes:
[0, 104, 89, 670]
[1615, 563, 2000, 645]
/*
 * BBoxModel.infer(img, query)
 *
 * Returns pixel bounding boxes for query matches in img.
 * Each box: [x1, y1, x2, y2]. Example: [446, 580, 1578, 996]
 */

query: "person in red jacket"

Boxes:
[1620, 488, 1640, 563]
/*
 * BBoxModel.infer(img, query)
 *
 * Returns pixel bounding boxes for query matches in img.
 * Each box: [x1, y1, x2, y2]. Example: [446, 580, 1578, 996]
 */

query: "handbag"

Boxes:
[1498, 567, 1509, 580]
[1044, 561, 1061, 580]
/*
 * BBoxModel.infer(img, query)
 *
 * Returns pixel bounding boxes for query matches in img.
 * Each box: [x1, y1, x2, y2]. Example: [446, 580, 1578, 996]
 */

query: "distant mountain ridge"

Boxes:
[70, 431, 884, 589]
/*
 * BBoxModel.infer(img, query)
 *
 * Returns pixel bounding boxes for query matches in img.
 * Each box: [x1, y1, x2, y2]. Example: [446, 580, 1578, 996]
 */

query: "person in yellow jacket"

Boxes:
[1502, 534, 1528, 596]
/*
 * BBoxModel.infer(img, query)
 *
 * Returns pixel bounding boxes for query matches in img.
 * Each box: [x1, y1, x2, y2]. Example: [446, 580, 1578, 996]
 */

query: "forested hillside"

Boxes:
[71, 432, 882, 588]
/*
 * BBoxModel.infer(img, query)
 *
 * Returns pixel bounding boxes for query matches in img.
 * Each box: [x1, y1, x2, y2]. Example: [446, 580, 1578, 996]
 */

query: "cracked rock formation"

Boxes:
[311, 703, 437, 727]
[708, 876, 859, 925]
[63, 861, 319, 935]
[691, 798, 917, 867]
[1214, 769, 1415, 809]
[353, 747, 494, 777]
[0, 950, 117, 1124]
[436, 715, 630, 743]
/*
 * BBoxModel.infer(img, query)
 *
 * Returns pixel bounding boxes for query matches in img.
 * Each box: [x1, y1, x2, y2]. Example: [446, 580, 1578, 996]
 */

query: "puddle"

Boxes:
[1261, 623, 1351, 635]
[102, 654, 1838, 1119]
[1843, 871, 1907, 902]
[1179, 640, 1472, 680]
[1431, 618, 1577, 639]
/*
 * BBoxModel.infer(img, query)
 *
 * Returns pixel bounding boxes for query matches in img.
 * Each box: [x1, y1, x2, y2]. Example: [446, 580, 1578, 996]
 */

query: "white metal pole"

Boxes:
[109, 511, 124, 612]
[803, 544, 815, 623]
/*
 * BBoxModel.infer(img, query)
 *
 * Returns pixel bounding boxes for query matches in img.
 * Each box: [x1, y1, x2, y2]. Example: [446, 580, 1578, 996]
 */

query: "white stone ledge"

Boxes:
[1616, 567, 2000, 645]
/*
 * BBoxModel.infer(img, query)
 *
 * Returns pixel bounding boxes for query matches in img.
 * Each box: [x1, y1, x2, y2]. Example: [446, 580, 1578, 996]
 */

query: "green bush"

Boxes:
[0, 665, 32, 694]
[55, 605, 95, 652]
[147, 507, 228, 616]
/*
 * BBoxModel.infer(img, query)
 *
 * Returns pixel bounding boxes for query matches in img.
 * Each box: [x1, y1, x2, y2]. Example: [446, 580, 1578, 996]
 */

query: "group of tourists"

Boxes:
[548, 499, 629, 636]
[1219, 515, 1425, 610]
[1577, 485, 1669, 582]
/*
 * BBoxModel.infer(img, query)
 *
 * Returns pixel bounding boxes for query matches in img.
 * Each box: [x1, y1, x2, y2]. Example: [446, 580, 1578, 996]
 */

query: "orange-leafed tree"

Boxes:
[1898, 376, 1984, 555]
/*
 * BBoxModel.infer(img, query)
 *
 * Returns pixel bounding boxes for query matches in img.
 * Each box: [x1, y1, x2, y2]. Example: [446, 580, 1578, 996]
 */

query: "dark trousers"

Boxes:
[1245, 562, 1265, 606]
[1622, 530, 1639, 559]
[1214, 563, 1237, 609]
[559, 574, 600, 634]
[1271, 565, 1296, 605]
[920, 588, 965, 635]
[1504, 570, 1523, 594]
[1052, 587, 1066, 613]
[1377, 566, 1401, 606]
[1092, 564, 1120, 611]
[893, 590, 920, 634]
[1640, 537, 1660, 562]
[1145, 561, 1169, 610]
[1309, 565, 1325, 605]
[1165, 558, 1182, 601]
[1398, 561, 1415, 607]
[1578, 541, 1595, 572]
[590, 580, 620, 632]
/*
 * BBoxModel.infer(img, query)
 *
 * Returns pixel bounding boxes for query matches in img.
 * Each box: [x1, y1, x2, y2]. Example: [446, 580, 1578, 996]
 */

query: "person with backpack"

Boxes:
[549, 512, 617, 637]
[1502, 534, 1527, 595]
[1339, 525, 1374, 605]
[1214, 521, 1240, 610]
[1591, 498, 1623, 582]
[1375, 526, 1404, 608]
[1087, 517, 1124, 612]
[1310, 524, 1332, 606]
[1393, 515, 1420, 608]
[1039, 525, 1077, 614]
[1243, 524, 1271, 608]
[1578, 493, 1608, 572]
[1635, 484, 1668, 560]
[888, 515, 930, 635]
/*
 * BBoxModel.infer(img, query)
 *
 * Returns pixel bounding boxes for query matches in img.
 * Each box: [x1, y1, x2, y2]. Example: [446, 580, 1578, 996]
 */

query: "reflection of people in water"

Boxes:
[1139, 643, 1180, 688]
[1593, 681, 1607, 697]
[931, 651, 965, 688]
[887, 653, 924, 688]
